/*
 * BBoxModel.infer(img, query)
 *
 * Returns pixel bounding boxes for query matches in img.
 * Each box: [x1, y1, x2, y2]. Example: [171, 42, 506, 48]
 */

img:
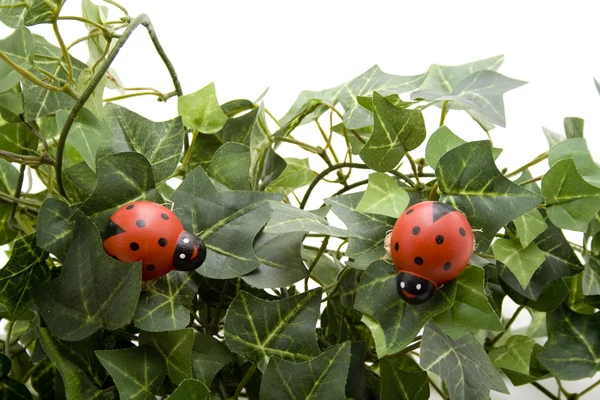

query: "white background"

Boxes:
[2, 1, 600, 398]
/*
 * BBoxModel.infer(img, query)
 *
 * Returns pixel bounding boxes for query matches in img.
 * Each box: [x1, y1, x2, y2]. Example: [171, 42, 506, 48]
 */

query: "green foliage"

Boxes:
[0, 6, 599, 398]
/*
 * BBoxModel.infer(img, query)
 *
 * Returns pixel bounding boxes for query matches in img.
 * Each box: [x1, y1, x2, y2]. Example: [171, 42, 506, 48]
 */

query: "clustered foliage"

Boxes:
[0, 1, 599, 400]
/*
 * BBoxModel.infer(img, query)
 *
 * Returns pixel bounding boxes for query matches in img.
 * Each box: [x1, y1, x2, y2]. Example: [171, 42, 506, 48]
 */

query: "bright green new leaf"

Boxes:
[436, 141, 544, 250]
[512, 208, 548, 248]
[420, 322, 508, 400]
[134, 271, 200, 332]
[169, 379, 210, 400]
[356, 172, 409, 218]
[564, 116, 584, 139]
[548, 138, 600, 188]
[492, 238, 546, 289]
[0, 0, 31, 28]
[266, 158, 317, 194]
[489, 335, 536, 375]
[0, 234, 50, 320]
[140, 329, 194, 385]
[259, 342, 351, 400]
[0, 27, 33, 92]
[537, 305, 600, 380]
[96, 346, 166, 400]
[359, 92, 425, 172]
[380, 355, 429, 400]
[207, 142, 251, 190]
[177, 82, 228, 133]
[33, 215, 142, 341]
[543, 159, 600, 231]
[224, 289, 322, 372]
[264, 201, 350, 237]
[354, 261, 456, 357]
[191, 332, 234, 387]
[0, 159, 19, 245]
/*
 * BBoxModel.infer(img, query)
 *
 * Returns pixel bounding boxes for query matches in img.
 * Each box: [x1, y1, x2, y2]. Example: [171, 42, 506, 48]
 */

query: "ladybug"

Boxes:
[390, 201, 474, 304]
[102, 201, 207, 281]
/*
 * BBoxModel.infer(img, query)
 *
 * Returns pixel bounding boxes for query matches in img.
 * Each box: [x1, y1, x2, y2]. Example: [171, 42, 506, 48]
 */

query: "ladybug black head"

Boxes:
[396, 272, 436, 305]
[173, 231, 207, 271]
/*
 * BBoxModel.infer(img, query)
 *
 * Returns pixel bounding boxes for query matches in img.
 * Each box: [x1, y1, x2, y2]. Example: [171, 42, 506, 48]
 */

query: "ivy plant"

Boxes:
[1, 1, 600, 400]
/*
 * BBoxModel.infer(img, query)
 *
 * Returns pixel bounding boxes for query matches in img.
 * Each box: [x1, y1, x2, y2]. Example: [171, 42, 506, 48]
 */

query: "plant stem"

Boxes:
[333, 179, 369, 196]
[103, 91, 165, 102]
[52, 20, 74, 84]
[487, 304, 525, 347]
[519, 175, 543, 186]
[103, 0, 129, 15]
[321, 267, 351, 302]
[579, 379, 600, 398]
[532, 382, 560, 400]
[305, 236, 330, 291]
[404, 152, 422, 187]
[428, 182, 439, 200]
[57, 16, 111, 33]
[264, 108, 282, 128]
[429, 378, 448, 399]
[56, 14, 183, 199]
[4, 321, 13, 358]
[439, 100, 449, 126]
[8, 165, 26, 232]
[229, 364, 257, 400]
[399, 340, 421, 355]
[0, 51, 67, 94]
[506, 152, 549, 178]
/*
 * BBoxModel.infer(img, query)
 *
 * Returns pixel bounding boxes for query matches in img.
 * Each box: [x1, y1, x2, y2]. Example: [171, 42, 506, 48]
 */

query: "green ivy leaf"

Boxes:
[134, 271, 200, 332]
[537, 305, 600, 380]
[0, 86, 24, 122]
[0, 159, 19, 245]
[354, 261, 456, 357]
[30, 358, 57, 400]
[0, 27, 33, 92]
[504, 343, 551, 386]
[0, 122, 38, 155]
[186, 133, 222, 171]
[30, 34, 87, 80]
[432, 266, 503, 338]
[543, 159, 600, 231]
[259, 342, 351, 400]
[512, 208, 548, 248]
[583, 256, 600, 296]
[564, 116, 584, 139]
[0, 0, 31, 28]
[420, 322, 508, 400]
[23, 0, 57, 25]
[0, 371, 33, 400]
[191, 332, 234, 387]
[301, 247, 343, 289]
[22, 81, 75, 122]
[96, 346, 166, 400]
[81, 0, 108, 63]
[140, 329, 194, 385]
[436, 141, 544, 250]
[263, 201, 350, 237]
[356, 172, 409, 218]
[36, 198, 76, 261]
[64, 161, 97, 202]
[168, 379, 210, 400]
[488, 335, 536, 375]
[357, 93, 414, 112]
[503, 278, 569, 313]
[103, 103, 184, 182]
[325, 193, 396, 269]
[171, 166, 279, 279]
[380, 355, 429, 400]
[177, 83, 228, 133]
[321, 298, 370, 345]
[266, 158, 317, 194]
[492, 238, 545, 289]
[359, 92, 425, 172]
[33, 215, 142, 341]
[206, 142, 251, 190]
[548, 138, 600, 188]
[224, 289, 321, 372]
[0, 234, 50, 320]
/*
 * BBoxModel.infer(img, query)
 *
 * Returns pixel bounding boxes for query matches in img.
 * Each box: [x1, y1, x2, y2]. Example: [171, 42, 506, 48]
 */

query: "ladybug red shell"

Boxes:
[102, 201, 206, 281]
[390, 201, 474, 305]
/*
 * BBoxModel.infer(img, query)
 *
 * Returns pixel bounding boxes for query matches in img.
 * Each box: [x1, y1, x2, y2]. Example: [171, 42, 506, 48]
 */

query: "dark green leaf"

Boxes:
[380, 355, 429, 400]
[512, 208, 548, 248]
[220, 98, 255, 117]
[103, 103, 184, 182]
[96, 346, 166, 400]
[140, 329, 194, 385]
[356, 172, 409, 218]
[0, 374, 33, 400]
[64, 161, 97, 202]
[206, 142, 251, 190]
[264, 201, 350, 237]
[224, 289, 322, 372]
[354, 261, 456, 357]
[437, 141, 544, 250]
[537, 305, 600, 380]
[548, 138, 600, 188]
[30, 358, 57, 400]
[345, 341, 372, 400]
[488, 335, 536, 375]
[168, 379, 210, 400]
[186, 133, 222, 171]
[359, 92, 425, 172]
[33, 215, 142, 341]
[217, 107, 259, 144]
[0, 159, 19, 245]
[0, 234, 49, 320]
[492, 238, 545, 289]
[564, 116, 584, 139]
[0, 27, 33, 92]
[266, 158, 317, 194]
[134, 271, 200, 332]
[420, 322, 508, 400]
[23, 0, 57, 25]
[177, 82, 228, 133]
[302, 247, 343, 288]
[191, 332, 234, 387]
[356, 93, 414, 112]
[503, 278, 569, 312]
[566, 273, 598, 315]
[0, 0, 31, 28]
[321, 299, 370, 345]
[584, 256, 600, 295]
[259, 342, 351, 400]
[0, 122, 38, 155]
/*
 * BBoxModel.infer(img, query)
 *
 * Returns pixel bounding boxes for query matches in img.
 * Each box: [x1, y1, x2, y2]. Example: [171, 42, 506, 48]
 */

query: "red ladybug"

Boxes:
[390, 201, 474, 304]
[102, 201, 206, 281]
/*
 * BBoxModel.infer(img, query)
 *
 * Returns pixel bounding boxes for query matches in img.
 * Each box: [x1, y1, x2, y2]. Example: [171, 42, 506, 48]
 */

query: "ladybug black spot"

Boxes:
[459, 227, 466, 237]
[412, 226, 421, 235]
[130, 242, 139, 251]
[436, 235, 444, 245]
[112, 255, 119, 261]
[158, 238, 168, 247]
[443, 261, 452, 271]
[406, 209, 414, 215]
[136, 220, 146, 228]
[161, 213, 169, 220]
[126, 204, 134, 210]
[394, 242, 399, 251]
[146, 264, 155, 272]
[414, 256, 424, 265]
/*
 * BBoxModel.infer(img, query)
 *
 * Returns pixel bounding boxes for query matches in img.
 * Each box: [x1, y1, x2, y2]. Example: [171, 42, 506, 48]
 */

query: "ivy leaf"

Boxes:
[22, 80, 75, 122]
[0, 122, 38, 156]
[33, 215, 142, 341]
[206, 142, 251, 190]
[96, 346, 166, 400]
[380, 355, 429, 400]
[168, 379, 210, 400]
[81, 0, 108, 62]
[0, 234, 50, 320]
[171, 166, 279, 279]
[321, 298, 370, 345]
[266, 158, 317, 194]
[0, 0, 31, 28]
[263, 201, 350, 237]
[325, 193, 396, 269]
[186, 133, 222, 171]
[140, 329, 194, 385]
[542, 159, 600, 231]
[64, 162, 97, 202]
[0, 375, 33, 399]
[103, 103, 184, 182]
[564, 116, 584, 139]
[356, 172, 409, 218]
[30, 34, 87, 80]
[23, 0, 58, 25]
[504, 344, 551, 386]
[191, 332, 234, 387]
[177, 82, 228, 133]
[134, 271, 200, 332]
[36, 198, 77, 261]
[583, 256, 600, 296]
[492, 238, 546, 289]
[30, 358, 57, 400]
[242, 231, 308, 289]
[0, 86, 24, 122]
[224, 289, 321, 372]
[503, 278, 569, 313]
[354, 261, 456, 357]
[302, 247, 343, 288]
[217, 106, 259, 144]
[436, 141, 544, 250]
[488, 335, 536, 375]
[537, 305, 600, 380]
[512, 208, 548, 248]
[0, 27, 33, 92]
[548, 138, 600, 188]
[259, 342, 351, 400]
[0, 159, 19, 245]
[420, 322, 508, 400]
[432, 266, 503, 338]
